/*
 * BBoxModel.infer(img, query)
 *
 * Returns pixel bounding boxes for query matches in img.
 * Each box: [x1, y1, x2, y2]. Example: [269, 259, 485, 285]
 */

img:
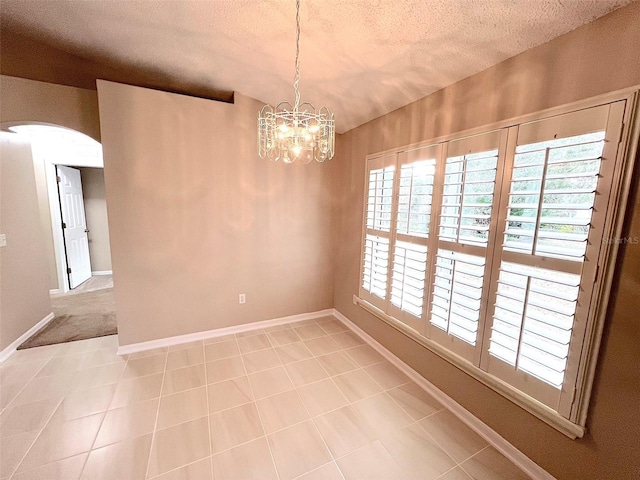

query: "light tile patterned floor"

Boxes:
[0, 316, 532, 480]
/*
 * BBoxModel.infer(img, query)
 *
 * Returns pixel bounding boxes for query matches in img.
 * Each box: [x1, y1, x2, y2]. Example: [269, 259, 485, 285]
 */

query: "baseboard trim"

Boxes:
[117, 309, 334, 355]
[49, 289, 61, 295]
[91, 270, 113, 276]
[0, 312, 55, 363]
[332, 308, 555, 480]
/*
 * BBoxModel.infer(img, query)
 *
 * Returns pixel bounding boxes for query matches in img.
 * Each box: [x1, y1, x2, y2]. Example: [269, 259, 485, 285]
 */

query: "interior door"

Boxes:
[57, 165, 92, 288]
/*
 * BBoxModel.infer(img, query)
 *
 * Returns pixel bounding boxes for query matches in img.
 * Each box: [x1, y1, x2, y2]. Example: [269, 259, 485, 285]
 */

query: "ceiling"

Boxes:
[0, 0, 633, 133]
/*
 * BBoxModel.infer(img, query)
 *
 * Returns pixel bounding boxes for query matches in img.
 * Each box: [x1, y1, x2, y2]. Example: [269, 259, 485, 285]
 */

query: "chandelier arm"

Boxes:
[293, 0, 301, 111]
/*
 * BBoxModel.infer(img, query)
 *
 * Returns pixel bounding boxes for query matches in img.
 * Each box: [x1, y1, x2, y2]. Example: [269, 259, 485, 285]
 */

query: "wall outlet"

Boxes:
[0, 234, 6, 248]
[352, 294, 358, 305]
[239, 294, 246, 304]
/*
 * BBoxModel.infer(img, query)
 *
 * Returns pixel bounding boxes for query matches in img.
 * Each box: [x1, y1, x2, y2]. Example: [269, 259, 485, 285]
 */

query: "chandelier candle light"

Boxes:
[258, 0, 335, 163]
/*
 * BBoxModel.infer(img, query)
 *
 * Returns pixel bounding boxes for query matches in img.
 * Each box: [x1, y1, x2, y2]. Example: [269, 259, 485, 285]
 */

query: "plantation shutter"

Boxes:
[481, 103, 626, 415]
[388, 145, 440, 332]
[357, 97, 632, 429]
[428, 131, 506, 362]
[360, 154, 396, 310]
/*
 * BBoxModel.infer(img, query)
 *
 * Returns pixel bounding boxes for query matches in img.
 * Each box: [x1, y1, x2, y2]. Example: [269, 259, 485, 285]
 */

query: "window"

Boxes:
[358, 99, 632, 435]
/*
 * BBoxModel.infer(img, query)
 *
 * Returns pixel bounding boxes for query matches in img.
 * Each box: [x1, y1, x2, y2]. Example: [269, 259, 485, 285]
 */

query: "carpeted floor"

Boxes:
[18, 287, 117, 349]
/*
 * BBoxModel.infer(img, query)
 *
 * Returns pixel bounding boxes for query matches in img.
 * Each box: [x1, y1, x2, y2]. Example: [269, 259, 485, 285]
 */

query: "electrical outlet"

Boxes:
[239, 294, 246, 304]
[0, 234, 6, 248]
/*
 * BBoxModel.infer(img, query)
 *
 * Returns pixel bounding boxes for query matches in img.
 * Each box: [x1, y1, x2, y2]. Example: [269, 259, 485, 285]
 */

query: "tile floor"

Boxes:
[0, 316, 533, 480]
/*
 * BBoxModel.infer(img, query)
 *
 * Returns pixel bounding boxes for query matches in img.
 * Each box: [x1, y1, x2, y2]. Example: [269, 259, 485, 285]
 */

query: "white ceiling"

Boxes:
[1, 0, 632, 132]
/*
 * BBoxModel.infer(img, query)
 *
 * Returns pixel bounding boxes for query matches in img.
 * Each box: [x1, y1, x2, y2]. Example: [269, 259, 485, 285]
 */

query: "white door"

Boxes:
[57, 165, 92, 288]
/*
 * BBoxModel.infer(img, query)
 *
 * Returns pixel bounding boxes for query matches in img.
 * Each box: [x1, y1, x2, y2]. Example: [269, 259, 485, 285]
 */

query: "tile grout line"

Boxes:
[6, 340, 120, 478]
[143, 350, 169, 479]
[333, 313, 544, 479]
[378, 413, 461, 476]
[77, 347, 371, 430]
[1, 349, 56, 412]
[456, 445, 493, 479]
[236, 333, 282, 480]
[145, 456, 209, 480]
[433, 465, 466, 480]
[5, 345, 73, 478]
[413, 413, 487, 468]
[77, 346, 129, 478]
[290, 460, 344, 480]
[283, 319, 461, 477]
[5, 396, 65, 479]
[0, 379, 31, 416]
[280, 353, 348, 480]
[334, 326, 459, 464]
[285, 319, 362, 476]
[201, 340, 214, 479]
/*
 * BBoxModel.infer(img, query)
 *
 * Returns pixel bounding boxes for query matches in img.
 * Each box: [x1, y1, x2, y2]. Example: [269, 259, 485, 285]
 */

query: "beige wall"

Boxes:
[0, 75, 101, 141]
[79, 168, 112, 272]
[98, 81, 336, 345]
[1, 75, 103, 291]
[0, 133, 52, 351]
[332, 4, 640, 480]
[30, 154, 58, 290]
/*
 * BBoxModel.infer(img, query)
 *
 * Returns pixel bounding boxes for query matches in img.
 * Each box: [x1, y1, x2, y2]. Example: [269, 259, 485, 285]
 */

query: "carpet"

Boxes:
[18, 287, 117, 349]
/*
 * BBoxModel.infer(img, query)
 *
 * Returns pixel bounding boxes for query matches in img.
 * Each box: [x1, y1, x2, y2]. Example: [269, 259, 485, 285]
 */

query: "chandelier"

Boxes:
[258, 0, 335, 163]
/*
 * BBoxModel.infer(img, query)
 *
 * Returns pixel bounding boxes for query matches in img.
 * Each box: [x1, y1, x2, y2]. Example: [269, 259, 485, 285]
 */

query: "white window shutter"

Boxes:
[391, 241, 428, 317]
[427, 131, 504, 362]
[362, 234, 390, 300]
[482, 103, 619, 414]
[431, 250, 485, 345]
[360, 155, 396, 310]
[388, 146, 440, 332]
[396, 159, 435, 238]
[357, 98, 631, 426]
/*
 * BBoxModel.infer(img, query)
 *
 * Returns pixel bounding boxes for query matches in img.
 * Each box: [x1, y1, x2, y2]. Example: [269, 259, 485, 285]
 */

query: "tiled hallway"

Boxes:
[0, 316, 531, 479]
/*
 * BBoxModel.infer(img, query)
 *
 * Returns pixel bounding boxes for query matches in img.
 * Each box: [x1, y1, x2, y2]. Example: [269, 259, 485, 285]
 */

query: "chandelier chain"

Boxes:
[293, 0, 301, 111]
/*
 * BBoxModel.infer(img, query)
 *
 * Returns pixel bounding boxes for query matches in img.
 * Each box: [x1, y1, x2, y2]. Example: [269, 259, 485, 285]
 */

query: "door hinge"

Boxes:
[67, 267, 72, 274]
[62, 222, 67, 229]
[56, 175, 61, 183]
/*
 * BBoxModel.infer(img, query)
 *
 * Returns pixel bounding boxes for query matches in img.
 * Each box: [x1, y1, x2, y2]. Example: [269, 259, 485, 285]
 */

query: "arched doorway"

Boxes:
[8, 124, 107, 292]
[4, 123, 116, 347]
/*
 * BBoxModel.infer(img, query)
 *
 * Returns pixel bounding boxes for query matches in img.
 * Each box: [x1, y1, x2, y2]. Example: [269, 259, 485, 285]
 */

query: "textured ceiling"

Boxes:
[0, 0, 633, 132]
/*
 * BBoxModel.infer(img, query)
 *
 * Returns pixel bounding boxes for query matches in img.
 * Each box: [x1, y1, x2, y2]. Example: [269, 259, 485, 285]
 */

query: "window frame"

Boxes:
[355, 89, 640, 438]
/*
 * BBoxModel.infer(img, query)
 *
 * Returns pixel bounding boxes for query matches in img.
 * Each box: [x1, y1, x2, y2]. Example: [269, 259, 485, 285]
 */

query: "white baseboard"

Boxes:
[49, 289, 61, 295]
[117, 309, 334, 355]
[91, 270, 113, 276]
[0, 312, 55, 363]
[332, 308, 555, 480]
